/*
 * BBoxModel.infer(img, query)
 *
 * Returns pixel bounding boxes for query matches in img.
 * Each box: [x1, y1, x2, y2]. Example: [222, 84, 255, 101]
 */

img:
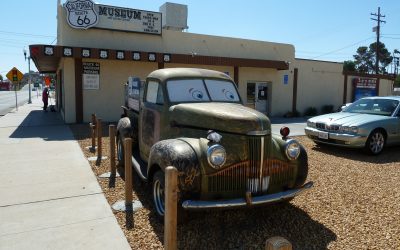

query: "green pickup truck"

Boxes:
[117, 68, 312, 219]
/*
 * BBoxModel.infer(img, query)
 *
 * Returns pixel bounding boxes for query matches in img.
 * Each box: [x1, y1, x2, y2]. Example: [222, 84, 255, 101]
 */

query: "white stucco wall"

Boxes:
[294, 59, 344, 114]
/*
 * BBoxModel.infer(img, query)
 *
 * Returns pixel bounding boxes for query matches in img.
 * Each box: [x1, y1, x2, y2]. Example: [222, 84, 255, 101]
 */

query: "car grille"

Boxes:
[316, 122, 339, 132]
[207, 136, 295, 194]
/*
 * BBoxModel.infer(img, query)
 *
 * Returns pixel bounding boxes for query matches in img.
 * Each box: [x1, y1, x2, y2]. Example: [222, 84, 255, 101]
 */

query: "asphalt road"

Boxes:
[0, 85, 41, 115]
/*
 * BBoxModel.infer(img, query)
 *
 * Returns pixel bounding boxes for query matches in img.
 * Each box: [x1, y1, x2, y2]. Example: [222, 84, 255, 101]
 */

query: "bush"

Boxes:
[283, 110, 301, 118]
[321, 105, 334, 114]
[304, 107, 318, 116]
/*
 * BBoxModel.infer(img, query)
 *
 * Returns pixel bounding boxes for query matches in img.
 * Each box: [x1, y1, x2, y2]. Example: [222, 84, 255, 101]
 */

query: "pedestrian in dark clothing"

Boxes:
[42, 87, 49, 111]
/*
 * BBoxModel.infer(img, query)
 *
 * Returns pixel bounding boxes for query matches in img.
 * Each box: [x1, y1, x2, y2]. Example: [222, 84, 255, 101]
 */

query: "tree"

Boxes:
[395, 75, 400, 87]
[353, 42, 393, 74]
[369, 42, 393, 73]
[343, 60, 356, 72]
[353, 46, 373, 73]
[0, 74, 3, 81]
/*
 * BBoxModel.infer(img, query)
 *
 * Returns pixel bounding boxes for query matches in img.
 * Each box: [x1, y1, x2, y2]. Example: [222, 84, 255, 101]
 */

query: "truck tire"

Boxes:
[117, 133, 125, 165]
[152, 170, 187, 223]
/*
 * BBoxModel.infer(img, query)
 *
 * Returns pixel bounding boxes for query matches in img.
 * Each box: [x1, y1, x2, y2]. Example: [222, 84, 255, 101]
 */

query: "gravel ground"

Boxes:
[69, 124, 400, 250]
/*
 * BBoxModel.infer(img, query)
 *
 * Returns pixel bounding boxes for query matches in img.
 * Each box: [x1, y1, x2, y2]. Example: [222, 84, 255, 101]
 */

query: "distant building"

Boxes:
[29, 1, 395, 123]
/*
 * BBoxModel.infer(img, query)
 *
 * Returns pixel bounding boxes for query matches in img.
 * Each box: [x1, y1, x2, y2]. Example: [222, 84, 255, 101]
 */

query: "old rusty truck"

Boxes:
[117, 68, 313, 219]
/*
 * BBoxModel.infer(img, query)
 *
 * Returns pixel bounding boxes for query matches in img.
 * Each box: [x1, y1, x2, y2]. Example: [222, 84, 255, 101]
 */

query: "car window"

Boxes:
[204, 79, 240, 102]
[167, 79, 210, 102]
[345, 99, 399, 116]
[167, 78, 240, 103]
[146, 81, 164, 105]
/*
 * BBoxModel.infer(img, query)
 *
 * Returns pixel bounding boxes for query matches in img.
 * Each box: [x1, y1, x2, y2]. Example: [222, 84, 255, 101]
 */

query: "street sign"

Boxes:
[6, 67, 23, 84]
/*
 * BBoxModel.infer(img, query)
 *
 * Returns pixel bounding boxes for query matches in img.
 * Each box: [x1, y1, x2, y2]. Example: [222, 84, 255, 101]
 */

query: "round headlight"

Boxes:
[285, 140, 301, 160]
[207, 144, 226, 168]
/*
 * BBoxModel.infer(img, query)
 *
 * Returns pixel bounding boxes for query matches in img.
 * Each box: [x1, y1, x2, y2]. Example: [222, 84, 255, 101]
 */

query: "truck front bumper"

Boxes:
[181, 181, 313, 210]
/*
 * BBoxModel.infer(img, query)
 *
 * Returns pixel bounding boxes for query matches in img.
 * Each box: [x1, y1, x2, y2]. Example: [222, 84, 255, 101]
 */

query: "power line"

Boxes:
[310, 37, 374, 60]
[0, 30, 55, 39]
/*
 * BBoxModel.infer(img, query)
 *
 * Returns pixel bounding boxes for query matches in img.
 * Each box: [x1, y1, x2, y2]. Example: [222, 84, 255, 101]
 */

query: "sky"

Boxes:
[0, 0, 399, 76]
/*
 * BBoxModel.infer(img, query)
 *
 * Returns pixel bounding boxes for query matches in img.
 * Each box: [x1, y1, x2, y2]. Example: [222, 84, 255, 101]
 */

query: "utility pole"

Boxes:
[371, 7, 386, 75]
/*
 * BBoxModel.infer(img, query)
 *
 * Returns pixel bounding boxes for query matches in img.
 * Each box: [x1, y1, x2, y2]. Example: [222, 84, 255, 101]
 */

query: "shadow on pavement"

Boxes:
[8, 110, 73, 141]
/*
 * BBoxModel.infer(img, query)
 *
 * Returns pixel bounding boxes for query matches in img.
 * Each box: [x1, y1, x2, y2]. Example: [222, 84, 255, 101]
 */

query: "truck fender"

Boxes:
[148, 139, 201, 195]
[116, 117, 133, 138]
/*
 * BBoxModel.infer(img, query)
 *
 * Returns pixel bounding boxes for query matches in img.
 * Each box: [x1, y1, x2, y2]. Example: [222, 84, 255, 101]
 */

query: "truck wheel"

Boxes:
[365, 129, 386, 155]
[152, 170, 187, 223]
[117, 133, 125, 165]
[153, 171, 165, 218]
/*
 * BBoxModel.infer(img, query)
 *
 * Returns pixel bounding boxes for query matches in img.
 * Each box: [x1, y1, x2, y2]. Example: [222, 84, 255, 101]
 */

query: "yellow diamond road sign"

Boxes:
[6, 67, 24, 84]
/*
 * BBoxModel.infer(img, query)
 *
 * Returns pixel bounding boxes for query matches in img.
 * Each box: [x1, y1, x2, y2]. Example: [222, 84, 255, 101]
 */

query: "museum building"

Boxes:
[29, 0, 394, 123]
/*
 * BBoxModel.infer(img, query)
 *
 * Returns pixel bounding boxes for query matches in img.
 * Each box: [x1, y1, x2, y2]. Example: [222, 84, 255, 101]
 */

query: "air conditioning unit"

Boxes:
[159, 2, 188, 31]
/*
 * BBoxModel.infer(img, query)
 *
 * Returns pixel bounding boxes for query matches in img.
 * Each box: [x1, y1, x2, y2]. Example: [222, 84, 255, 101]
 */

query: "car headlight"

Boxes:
[307, 120, 316, 128]
[207, 144, 226, 169]
[285, 140, 301, 160]
[340, 126, 358, 133]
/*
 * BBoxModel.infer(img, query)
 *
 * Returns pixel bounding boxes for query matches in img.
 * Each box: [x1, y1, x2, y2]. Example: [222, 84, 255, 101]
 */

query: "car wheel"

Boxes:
[365, 130, 386, 155]
[117, 133, 125, 165]
[153, 171, 166, 219]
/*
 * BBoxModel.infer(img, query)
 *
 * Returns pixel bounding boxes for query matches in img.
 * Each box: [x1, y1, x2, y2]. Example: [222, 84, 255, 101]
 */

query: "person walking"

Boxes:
[42, 87, 49, 111]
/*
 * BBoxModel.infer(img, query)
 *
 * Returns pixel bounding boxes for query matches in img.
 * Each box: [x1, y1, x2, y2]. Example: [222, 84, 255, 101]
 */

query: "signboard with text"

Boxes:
[83, 62, 100, 90]
[64, 0, 162, 35]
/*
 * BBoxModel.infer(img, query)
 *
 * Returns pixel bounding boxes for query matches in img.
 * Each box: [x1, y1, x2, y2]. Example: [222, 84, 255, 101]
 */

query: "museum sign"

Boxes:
[64, 0, 162, 35]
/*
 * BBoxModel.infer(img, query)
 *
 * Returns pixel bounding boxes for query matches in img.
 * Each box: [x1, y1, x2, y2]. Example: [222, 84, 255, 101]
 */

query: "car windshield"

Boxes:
[167, 78, 240, 103]
[344, 98, 399, 116]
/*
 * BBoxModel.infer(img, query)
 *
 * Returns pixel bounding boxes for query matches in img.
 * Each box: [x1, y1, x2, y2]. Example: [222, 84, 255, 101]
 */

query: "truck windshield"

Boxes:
[167, 79, 240, 103]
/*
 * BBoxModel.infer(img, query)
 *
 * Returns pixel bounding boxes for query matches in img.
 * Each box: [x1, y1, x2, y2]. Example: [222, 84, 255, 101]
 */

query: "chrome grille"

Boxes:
[207, 136, 295, 193]
[316, 122, 339, 132]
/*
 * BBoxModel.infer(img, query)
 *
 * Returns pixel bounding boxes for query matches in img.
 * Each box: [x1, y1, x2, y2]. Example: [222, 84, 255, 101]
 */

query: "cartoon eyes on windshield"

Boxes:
[189, 88, 204, 100]
[222, 89, 235, 100]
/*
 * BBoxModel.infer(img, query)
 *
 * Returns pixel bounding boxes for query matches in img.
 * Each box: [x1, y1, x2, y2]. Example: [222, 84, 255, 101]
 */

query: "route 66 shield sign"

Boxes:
[64, 0, 98, 29]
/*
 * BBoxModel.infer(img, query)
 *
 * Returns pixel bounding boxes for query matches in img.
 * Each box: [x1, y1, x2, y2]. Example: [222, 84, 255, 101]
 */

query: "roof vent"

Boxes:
[159, 2, 188, 31]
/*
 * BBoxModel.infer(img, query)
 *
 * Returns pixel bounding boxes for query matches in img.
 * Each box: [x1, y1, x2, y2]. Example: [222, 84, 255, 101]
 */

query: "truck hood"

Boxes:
[169, 103, 270, 135]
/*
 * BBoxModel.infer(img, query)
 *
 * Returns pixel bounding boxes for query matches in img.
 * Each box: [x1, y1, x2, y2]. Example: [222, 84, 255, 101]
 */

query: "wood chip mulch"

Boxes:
[69, 123, 400, 250]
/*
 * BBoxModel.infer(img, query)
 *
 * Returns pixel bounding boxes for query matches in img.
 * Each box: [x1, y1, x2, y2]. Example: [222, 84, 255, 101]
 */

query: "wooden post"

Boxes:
[91, 114, 96, 149]
[97, 118, 102, 159]
[164, 166, 178, 250]
[109, 125, 116, 175]
[265, 236, 292, 250]
[124, 138, 133, 205]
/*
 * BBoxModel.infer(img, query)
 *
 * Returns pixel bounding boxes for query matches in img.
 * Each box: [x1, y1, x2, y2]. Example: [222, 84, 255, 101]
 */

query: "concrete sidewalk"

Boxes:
[0, 99, 130, 250]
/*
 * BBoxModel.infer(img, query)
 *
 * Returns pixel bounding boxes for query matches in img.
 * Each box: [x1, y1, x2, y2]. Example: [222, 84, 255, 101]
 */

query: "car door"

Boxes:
[139, 80, 165, 161]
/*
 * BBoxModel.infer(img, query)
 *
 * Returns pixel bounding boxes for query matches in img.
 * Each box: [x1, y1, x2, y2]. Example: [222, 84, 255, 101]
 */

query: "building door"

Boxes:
[255, 82, 268, 114]
[247, 82, 269, 113]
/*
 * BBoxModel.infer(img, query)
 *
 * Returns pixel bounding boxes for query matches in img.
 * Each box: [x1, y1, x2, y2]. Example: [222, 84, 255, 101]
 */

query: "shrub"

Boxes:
[304, 107, 318, 116]
[283, 110, 301, 118]
[321, 105, 334, 114]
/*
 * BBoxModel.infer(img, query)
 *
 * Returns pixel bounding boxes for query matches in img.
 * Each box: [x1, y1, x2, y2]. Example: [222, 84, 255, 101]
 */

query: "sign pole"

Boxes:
[14, 83, 18, 111]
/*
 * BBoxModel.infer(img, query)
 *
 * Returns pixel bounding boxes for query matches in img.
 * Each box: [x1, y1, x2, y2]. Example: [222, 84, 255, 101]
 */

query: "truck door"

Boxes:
[139, 80, 165, 161]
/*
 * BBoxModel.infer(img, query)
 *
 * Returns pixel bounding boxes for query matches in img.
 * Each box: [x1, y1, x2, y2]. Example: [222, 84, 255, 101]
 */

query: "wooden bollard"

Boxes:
[97, 118, 102, 159]
[109, 125, 116, 175]
[164, 166, 178, 250]
[124, 138, 133, 205]
[91, 114, 97, 149]
[265, 236, 292, 250]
